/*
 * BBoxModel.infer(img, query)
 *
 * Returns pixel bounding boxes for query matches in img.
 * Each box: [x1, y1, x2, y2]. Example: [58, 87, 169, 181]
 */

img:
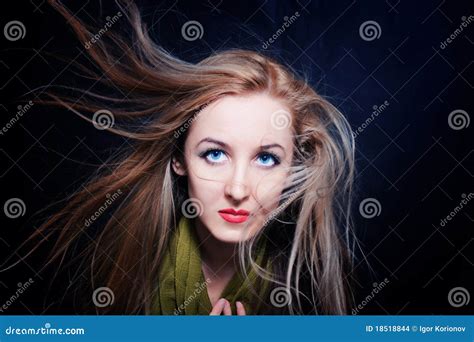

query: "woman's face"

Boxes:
[172, 93, 294, 243]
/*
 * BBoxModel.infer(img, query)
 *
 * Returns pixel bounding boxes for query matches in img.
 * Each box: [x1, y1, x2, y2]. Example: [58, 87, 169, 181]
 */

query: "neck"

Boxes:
[194, 219, 239, 275]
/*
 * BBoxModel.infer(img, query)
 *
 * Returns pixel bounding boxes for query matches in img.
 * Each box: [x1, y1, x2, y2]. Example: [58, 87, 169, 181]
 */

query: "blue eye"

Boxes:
[256, 153, 280, 167]
[202, 149, 228, 164]
[199, 149, 280, 168]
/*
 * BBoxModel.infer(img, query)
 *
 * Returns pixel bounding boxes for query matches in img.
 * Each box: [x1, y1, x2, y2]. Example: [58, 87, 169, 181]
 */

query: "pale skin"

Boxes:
[172, 93, 294, 315]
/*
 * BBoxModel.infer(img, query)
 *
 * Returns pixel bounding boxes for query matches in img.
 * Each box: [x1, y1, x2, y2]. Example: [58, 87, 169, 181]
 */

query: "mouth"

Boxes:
[218, 208, 250, 223]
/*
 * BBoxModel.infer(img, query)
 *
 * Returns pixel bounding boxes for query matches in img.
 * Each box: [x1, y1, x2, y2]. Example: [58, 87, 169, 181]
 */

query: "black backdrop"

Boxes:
[0, 0, 473, 314]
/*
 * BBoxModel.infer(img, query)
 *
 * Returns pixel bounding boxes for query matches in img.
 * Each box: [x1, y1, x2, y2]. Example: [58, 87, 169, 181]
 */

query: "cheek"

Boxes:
[253, 170, 288, 210]
[186, 174, 223, 207]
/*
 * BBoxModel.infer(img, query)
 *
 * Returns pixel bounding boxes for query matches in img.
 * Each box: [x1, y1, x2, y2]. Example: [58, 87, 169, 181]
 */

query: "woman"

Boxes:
[21, 0, 356, 315]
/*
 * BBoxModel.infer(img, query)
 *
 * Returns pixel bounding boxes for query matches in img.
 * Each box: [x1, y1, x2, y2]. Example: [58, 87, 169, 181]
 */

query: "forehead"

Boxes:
[187, 93, 294, 148]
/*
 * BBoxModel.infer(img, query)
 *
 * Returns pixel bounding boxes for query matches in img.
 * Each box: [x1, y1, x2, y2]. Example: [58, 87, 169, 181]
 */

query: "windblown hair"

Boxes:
[17, 0, 356, 314]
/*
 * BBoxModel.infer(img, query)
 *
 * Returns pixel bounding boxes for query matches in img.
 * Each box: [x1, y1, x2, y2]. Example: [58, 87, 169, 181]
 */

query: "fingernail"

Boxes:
[218, 298, 226, 305]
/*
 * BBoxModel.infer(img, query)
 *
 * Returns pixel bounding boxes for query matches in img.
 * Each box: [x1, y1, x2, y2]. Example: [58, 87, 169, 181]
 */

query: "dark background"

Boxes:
[0, 0, 472, 314]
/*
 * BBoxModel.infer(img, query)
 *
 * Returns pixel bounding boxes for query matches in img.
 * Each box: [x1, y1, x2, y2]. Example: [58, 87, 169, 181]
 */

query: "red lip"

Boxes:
[218, 208, 250, 223]
[219, 208, 250, 215]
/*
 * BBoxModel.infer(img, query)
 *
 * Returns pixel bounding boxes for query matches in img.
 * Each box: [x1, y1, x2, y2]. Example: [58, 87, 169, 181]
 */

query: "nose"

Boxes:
[224, 162, 250, 202]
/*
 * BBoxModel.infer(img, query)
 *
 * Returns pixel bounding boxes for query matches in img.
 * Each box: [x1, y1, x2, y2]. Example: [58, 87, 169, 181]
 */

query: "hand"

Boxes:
[209, 298, 246, 315]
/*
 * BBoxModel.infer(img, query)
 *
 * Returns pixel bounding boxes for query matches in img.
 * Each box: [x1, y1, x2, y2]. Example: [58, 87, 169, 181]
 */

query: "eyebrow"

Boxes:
[197, 137, 285, 151]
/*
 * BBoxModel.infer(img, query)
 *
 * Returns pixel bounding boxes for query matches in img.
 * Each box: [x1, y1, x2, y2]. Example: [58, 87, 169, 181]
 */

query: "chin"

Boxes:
[208, 227, 249, 244]
[205, 219, 257, 244]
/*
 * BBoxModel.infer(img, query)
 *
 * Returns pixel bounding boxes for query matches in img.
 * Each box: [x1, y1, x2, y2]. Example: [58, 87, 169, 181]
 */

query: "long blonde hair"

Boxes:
[15, 0, 356, 314]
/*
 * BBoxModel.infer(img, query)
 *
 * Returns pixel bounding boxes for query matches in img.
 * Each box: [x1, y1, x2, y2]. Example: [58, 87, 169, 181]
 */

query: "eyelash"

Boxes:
[199, 148, 281, 167]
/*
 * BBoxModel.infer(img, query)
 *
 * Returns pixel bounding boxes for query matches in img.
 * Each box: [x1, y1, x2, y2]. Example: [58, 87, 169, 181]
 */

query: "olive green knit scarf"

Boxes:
[153, 216, 271, 315]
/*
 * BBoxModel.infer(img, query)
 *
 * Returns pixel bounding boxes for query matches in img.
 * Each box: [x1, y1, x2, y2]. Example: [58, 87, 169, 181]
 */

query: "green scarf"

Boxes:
[153, 216, 271, 315]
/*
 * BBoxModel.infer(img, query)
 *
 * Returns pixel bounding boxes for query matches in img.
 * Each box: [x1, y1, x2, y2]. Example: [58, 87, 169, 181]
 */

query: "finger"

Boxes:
[236, 301, 246, 315]
[209, 298, 226, 315]
[223, 300, 232, 315]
